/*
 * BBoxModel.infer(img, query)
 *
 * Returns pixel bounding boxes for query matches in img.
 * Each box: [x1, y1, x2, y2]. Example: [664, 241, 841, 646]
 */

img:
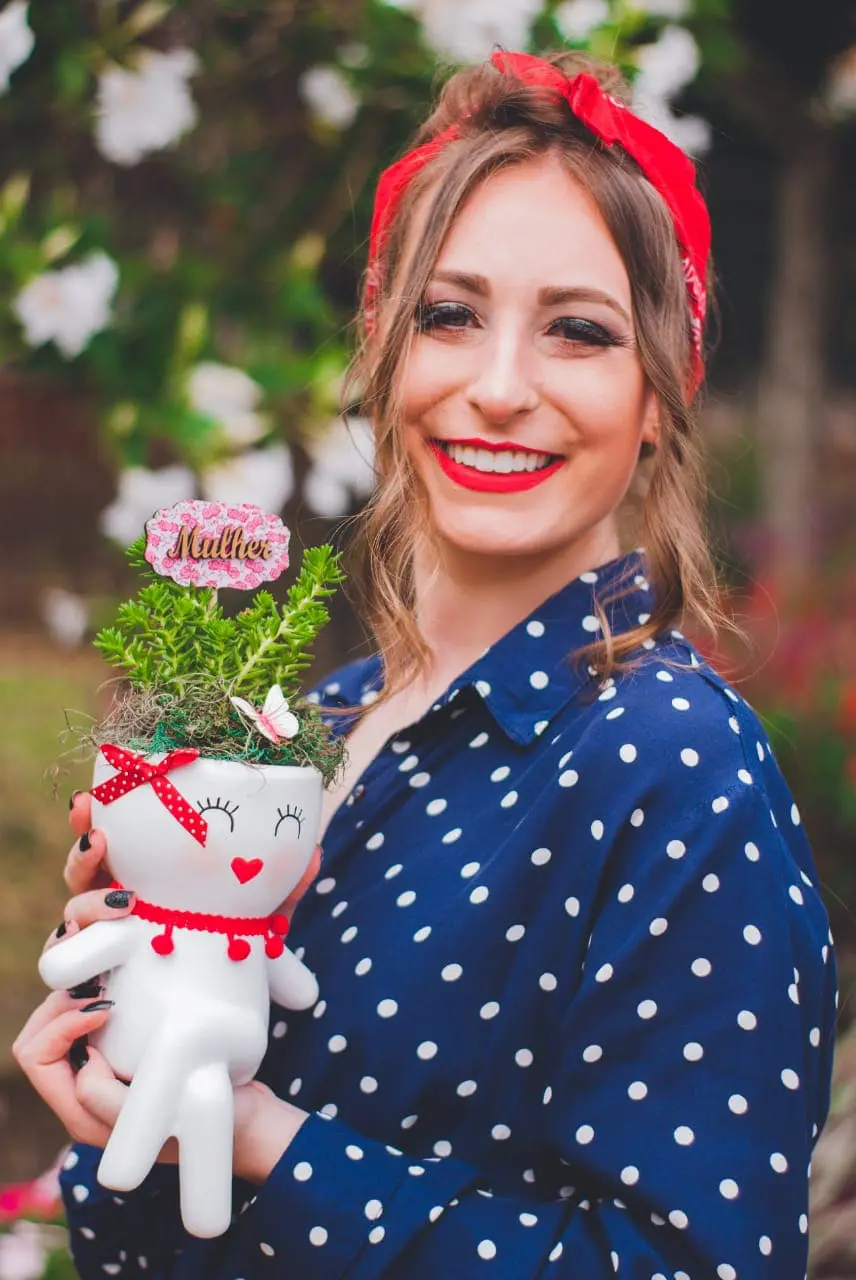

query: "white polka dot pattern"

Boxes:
[63, 551, 837, 1280]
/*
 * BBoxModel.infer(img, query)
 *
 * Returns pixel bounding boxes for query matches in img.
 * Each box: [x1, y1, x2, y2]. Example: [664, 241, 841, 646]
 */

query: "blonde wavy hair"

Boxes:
[325, 48, 740, 723]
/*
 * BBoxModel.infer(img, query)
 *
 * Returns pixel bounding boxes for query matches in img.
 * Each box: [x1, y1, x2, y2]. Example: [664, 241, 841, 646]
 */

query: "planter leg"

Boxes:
[176, 1062, 234, 1238]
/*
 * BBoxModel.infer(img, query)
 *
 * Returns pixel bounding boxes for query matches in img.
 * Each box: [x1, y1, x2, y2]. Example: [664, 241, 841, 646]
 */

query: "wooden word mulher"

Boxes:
[166, 524, 273, 561]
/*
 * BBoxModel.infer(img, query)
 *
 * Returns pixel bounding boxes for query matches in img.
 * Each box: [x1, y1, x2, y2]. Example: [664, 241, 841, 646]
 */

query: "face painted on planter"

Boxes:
[92, 755, 323, 916]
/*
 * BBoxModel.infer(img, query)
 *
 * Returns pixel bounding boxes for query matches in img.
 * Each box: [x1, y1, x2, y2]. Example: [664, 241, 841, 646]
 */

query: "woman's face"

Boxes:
[399, 152, 658, 574]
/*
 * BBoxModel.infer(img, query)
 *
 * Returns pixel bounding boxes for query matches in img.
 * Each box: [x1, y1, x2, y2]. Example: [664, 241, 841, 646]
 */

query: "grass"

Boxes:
[0, 632, 108, 1066]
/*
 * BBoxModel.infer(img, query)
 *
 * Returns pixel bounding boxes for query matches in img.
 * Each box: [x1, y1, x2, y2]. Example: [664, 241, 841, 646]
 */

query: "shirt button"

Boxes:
[351, 783, 366, 802]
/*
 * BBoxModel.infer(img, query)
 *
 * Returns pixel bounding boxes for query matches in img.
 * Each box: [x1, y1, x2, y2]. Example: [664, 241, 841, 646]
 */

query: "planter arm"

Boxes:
[38, 918, 136, 990]
[266, 946, 319, 1012]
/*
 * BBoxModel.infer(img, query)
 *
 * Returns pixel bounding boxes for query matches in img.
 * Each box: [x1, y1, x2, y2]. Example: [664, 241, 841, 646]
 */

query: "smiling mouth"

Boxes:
[430, 439, 562, 474]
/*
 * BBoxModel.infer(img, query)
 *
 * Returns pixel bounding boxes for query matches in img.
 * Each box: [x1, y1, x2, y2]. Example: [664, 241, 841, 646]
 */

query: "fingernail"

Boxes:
[79, 830, 92, 853]
[55, 921, 68, 939]
[68, 1037, 89, 1072]
[68, 979, 103, 1000]
[81, 999, 114, 1013]
[104, 889, 133, 909]
[69, 790, 82, 811]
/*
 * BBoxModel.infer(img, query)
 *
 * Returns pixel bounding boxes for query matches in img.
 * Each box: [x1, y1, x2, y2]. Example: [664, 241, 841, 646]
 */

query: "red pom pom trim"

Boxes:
[151, 930, 174, 956]
[228, 937, 252, 962]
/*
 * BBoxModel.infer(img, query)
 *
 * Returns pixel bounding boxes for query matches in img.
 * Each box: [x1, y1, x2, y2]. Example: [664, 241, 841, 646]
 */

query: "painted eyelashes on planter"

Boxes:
[190, 796, 306, 837]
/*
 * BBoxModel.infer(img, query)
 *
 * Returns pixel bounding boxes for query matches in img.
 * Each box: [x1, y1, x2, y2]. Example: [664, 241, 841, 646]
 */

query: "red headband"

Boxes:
[365, 50, 711, 396]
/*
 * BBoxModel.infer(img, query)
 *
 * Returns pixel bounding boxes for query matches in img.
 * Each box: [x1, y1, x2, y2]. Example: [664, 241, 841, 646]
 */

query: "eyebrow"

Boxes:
[429, 270, 631, 326]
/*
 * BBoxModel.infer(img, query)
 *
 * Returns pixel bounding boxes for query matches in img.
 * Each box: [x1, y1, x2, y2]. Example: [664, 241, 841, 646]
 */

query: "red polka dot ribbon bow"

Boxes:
[365, 50, 712, 396]
[91, 745, 208, 846]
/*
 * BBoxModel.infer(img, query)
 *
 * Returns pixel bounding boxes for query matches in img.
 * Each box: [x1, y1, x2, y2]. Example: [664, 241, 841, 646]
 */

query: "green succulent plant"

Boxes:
[89, 534, 348, 783]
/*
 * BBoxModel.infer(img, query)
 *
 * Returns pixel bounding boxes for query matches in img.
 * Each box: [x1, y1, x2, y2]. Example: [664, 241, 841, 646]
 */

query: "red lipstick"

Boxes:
[426, 439, 564, 494]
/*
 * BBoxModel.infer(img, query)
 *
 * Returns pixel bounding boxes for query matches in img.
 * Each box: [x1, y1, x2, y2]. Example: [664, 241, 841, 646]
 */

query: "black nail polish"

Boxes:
[79, 830, 92, 853]
[81, 999, 114, 1013]
[68, 979, 102, 1000]
[55, 921, 68, 938]
[68, 1036, 89, 1072]
[69, 789, 82, 811]
[104, 889, 132, 909]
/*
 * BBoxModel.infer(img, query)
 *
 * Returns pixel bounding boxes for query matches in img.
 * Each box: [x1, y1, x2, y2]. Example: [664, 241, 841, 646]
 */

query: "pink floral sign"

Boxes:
[145, 500, 290, 590]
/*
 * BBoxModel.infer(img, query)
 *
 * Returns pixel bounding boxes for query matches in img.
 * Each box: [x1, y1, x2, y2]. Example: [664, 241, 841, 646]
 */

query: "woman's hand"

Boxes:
[16, 886, 175, 1162]
[233, 1082, 308, 1184]
[13, 991, 121, 1148]
[66, 791, 111, 896]
[18, 787, 319, 1176]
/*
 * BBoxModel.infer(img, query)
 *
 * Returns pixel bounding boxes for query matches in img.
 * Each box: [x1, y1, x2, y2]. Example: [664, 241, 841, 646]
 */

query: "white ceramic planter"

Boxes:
[39, 749, 324, 1237]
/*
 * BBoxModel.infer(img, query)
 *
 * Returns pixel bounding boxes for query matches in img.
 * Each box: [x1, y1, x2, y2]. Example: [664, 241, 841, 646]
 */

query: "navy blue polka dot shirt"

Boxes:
[60, 548, 839, 1279]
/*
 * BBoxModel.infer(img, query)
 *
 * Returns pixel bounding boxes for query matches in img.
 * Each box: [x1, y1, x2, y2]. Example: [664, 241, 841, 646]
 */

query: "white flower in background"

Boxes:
[12, 251, 119, 358]
[633, 25, 710, 156]
[383, 0, 542, 63]
[337, 41, 370, 69]
[555, 0, 609, 42]
[0, 1222, 47, 1280]
[100, 463, 196, 546]
[636, 94, 710, 153]
[633, 0, 690, 16]
[635, 24, 699, 99]
[187, 361, 268, 446]
[95, 48, 199, 166]
[0, 0, 34, 93]
[299, 66, 360, 129]
[824, 45, 856, 119]
[200, 444, 294, 512]
[303, 415, 375, 518]
[40, 586, 89, 647]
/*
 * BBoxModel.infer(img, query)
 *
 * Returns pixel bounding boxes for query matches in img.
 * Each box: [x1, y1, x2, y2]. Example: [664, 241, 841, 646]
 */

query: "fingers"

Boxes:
[68, 791, 92, 839]
[64, 825, 111, 897]
[13, 1001, 116, 1147]
[15, 1000, 112, 1069]
[13, 990, 82, 1055]
[42, 885, 135, 956]
[74, 1045, 128, 1128]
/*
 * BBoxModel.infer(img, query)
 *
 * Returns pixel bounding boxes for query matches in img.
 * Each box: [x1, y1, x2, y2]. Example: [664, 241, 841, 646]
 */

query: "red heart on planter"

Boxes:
[231, 857, 263, 884]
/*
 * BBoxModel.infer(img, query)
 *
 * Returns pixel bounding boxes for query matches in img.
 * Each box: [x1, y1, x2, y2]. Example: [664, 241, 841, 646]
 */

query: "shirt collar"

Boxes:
[425, 548, 655, 747]
[345, 548, 656, 747]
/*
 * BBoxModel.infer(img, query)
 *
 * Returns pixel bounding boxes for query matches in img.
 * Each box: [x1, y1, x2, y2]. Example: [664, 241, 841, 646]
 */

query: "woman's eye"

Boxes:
[195, 797, 239, 832]
[275, 805, 305, 838]
[549, 317, 621, 348]
[414, 301, 475, 332]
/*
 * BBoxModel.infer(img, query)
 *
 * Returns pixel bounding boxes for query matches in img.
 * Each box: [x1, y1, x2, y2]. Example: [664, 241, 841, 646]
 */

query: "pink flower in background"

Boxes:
[0, 1149, 64, 1225]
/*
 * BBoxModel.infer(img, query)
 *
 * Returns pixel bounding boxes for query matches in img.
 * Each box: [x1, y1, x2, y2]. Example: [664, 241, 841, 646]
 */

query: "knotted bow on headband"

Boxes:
[91, 744, 208, 846]
[365, 49, 712, 395]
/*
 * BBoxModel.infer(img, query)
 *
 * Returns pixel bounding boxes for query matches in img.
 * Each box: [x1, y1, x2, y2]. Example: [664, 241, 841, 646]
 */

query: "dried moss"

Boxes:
[71, 675, 348, 787]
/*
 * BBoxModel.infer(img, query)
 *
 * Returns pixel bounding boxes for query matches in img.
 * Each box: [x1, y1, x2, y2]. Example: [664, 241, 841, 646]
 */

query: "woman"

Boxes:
[15, 48, 838, 1279]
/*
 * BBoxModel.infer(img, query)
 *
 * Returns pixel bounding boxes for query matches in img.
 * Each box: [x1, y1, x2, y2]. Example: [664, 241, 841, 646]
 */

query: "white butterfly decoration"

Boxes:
[229, 684, 300, 744]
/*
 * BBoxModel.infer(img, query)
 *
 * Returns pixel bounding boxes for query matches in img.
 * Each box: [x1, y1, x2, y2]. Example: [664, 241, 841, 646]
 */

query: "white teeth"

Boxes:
[443, 442, 554, 473]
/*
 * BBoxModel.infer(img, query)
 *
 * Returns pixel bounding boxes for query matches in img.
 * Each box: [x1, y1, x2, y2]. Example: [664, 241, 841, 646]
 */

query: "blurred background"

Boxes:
[1, 0, 855, 1275]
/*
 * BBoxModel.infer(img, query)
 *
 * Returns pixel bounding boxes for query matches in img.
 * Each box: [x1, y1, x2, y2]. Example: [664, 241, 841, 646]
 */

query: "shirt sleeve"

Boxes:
[59, 1144, 185, 1278]
[213, 777, 838, 1279]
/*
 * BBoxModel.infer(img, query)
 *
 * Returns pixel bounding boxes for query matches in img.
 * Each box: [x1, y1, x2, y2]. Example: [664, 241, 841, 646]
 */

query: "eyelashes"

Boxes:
[196, 796, 240, 832]
[275, 804, 305, 838]
[414, 301, 626, 348]
[192, 798, 306, 837]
